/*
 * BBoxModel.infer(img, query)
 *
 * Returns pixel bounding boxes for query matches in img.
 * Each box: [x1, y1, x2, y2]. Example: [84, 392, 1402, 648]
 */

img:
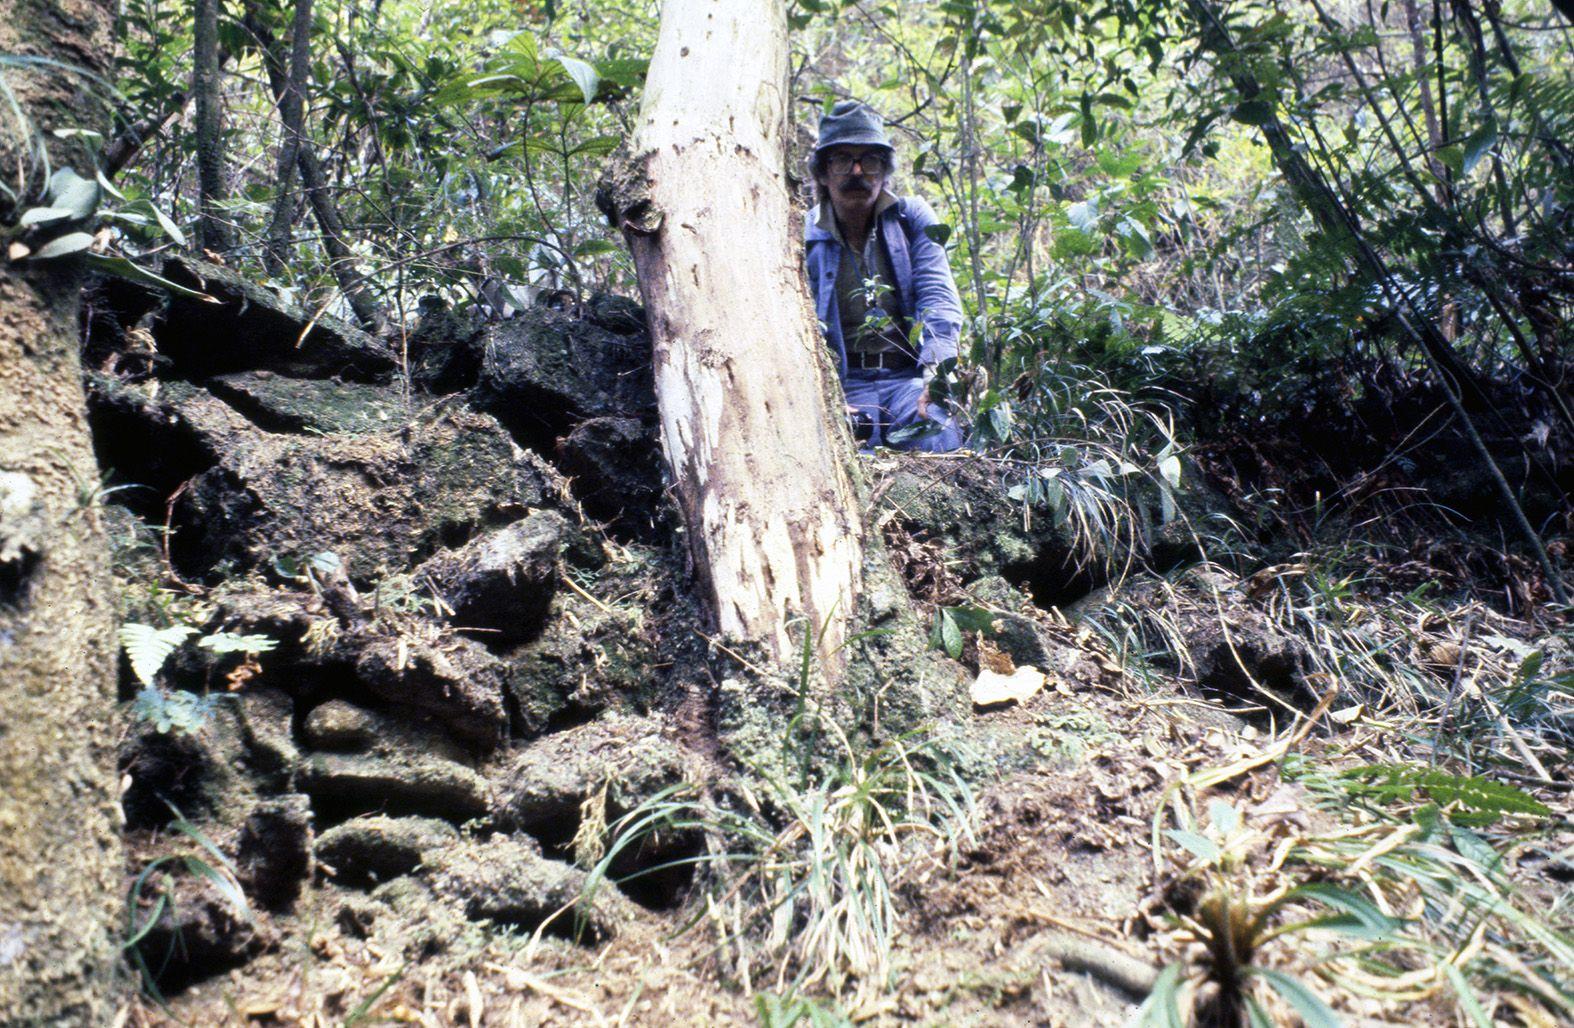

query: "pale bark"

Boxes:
[0, 0, 123, 1021]
[610, 0, 864, 664]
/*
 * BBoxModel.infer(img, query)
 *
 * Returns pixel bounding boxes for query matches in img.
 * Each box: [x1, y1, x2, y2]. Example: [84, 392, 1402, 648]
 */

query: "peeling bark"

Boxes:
[604, 0, 864, 665]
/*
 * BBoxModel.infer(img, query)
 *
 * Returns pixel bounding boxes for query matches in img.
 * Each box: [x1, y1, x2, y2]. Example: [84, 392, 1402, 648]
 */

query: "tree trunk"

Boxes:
[193, 0, 234, 252]
[244, 0, 386, 332]
[0, 0, 123, 1022]
[602, 0, 865, 666]
[262, 0, 312, 277]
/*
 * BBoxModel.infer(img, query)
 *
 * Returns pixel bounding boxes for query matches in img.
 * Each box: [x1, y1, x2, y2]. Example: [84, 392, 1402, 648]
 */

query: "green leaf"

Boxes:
[1131, 963, 1186, 1028]
[19, 206, 74, 227]
[1460, 119, 1498, 177]
[1158, 453, 1182, 489]
[118, 623, 197, 687]
[1207, 799, 1239, 835]
[573, 239, 619, 257]
[1066, 199, 1098, 232]
[940, 609, 962, 659]
[85, 254, 216, 301]
[923, 223, 952, 245]
[572, 135, 621, 158]
[30, 231, 95, 259]
[1252, 968, 1340, 1028]
[181, 855, 252, 924]
[1279, 882, 1399, 938]
[1166, 829, 1220, 864]
[152, 205, 186, 246]
[1231, 99, 1275, 126]
[1442, 963, 1492, 1028]
[197, 632, 277, 655]
[46, 167, 100, 219]
[555, 55, 599, 104]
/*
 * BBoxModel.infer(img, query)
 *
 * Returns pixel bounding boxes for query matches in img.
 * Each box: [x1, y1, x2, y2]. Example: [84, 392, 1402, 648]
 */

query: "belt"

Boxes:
[849, 350, 917, 371]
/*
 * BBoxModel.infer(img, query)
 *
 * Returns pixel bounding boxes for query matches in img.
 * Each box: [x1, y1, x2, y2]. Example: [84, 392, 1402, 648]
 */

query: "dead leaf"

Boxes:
[971, 666, 1047, 707]
[977, 636, 1015, 674]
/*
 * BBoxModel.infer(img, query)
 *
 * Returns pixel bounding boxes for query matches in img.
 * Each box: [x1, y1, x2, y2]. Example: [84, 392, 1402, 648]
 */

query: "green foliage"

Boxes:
[131, 685, 227, 735]
[120, 621, 275, 734]
[124, 804, 252, 1001]
[1337, 764, 1552, 824]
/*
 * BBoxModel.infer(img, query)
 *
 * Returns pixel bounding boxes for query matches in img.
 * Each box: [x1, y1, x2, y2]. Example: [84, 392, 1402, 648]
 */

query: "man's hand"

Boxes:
[916, 389, 930, 418]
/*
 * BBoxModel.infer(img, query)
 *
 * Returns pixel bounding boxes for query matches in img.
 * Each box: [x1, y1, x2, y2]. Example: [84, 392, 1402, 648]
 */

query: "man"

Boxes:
[805, 100, 965, 452]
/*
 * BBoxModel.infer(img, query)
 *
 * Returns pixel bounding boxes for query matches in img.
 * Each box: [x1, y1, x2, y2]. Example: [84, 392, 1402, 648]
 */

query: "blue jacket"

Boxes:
[805, 194, 964, 379]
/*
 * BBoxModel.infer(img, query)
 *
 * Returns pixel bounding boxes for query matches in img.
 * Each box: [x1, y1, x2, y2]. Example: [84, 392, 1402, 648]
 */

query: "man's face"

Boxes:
[817, 146, 888, 209]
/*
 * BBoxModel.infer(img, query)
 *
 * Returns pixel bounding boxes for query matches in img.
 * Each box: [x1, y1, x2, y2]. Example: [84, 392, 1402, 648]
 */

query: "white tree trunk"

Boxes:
[618, 0, 864, 663]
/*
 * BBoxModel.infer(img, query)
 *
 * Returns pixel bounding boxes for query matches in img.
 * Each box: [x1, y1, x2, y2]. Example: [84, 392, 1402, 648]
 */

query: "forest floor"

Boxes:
[90, 264, 1571, 1027]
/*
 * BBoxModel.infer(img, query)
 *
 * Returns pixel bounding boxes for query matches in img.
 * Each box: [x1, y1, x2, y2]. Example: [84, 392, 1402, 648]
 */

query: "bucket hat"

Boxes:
[813, 100, 892, 154]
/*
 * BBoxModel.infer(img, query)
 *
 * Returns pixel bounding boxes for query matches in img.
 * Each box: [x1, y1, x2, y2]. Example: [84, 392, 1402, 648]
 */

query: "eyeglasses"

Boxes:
[825, 152, 889, 175]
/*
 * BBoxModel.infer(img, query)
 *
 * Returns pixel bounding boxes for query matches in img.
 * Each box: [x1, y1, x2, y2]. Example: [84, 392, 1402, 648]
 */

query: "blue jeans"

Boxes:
[843, 368, 963, 452]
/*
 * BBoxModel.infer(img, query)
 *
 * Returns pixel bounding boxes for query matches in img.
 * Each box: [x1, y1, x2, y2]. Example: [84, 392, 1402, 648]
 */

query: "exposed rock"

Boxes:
[555, 417, 664, 527]
[237, 795, 313, 911]
[407, 297, 485, 394]
[206, 371, 407, 435]
[127, 869, 273, 992]
[964, 576, 1087, 678]
[494, 714, 691, 836]
[300, 749, 491, 825]
[426, 834, 636, 941]
[86, 373, 256, 519]
[501, 552, 667, 735]
[1121, 568, 1314, 712]
[152, 256, 395, 380]
[473, 307, 654, 447]
[119, 698, 277, 830]
[412, 511, 565, 644]
[584, 292, 647, 336]
[316, 815, 458, 887]
[349, 630, 509, 748]
[302, 699, 379, 752]
[172, 406, 556, 583]
[872, 453, 1090, 607]
[234, 687, 299, 788]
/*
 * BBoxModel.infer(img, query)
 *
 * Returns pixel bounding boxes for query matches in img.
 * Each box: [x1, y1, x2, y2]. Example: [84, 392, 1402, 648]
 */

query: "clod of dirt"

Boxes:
[299, 749, 492, 826]
[412, 510, 566, 644]
[1129, 568, 1315, 714]
[119, 694, 285, 830]
[315, 814, 458, 887]
[499, 568, 665, 736]
[472, 306, 654, 451]
[407, 296, 485, 394]
[873, 453, 1094, 607]
[152, 256, 396, 381]
[237, 795, 313, 911]
[348, 630, 510, 748]
[583, 293, 647, 336]
[172, 406, 556, 584]
[493, 713, 692, 840]
[555, 416, 665, 530]
[205, 371, 406, 435]
[302, 698, 380, 752]
[127, 869, 274, 993]
[425, 834, 637, 942]
[966, 575, 1090, 675]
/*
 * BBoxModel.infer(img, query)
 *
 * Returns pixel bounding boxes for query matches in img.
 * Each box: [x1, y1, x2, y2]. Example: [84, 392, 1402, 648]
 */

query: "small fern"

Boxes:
[1338, 764, 1553, 822]
[117, 623, 196, 687]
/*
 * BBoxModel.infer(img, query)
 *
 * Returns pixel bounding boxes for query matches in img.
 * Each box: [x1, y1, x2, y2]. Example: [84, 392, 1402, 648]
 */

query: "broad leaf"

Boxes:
[30, 231, 95, 259]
